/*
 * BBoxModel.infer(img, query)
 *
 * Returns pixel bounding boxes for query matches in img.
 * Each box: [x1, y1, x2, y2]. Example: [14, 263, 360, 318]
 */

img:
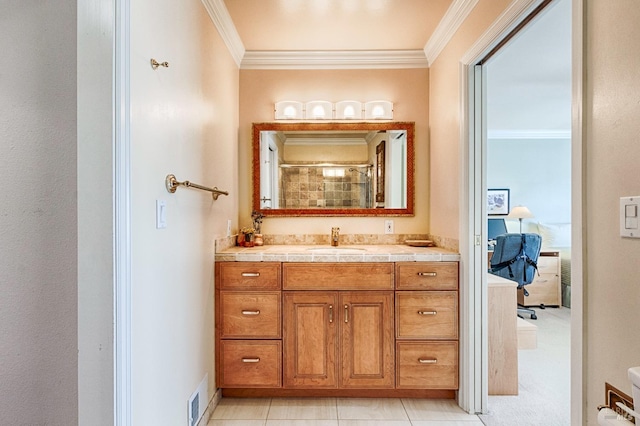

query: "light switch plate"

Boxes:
[156, 199, 167, 229]
[620, 196, 640, 238]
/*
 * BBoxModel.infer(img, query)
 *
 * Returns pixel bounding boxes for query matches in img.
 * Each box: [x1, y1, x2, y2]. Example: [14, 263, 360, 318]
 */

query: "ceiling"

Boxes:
[224, 0, 453, 52]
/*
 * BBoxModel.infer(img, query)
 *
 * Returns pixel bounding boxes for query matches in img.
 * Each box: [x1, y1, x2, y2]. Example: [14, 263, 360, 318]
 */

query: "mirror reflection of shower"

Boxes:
[349, 166, 372, 208]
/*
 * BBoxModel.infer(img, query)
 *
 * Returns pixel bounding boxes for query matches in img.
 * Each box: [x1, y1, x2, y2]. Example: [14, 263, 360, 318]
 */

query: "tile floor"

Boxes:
[208, 397, 484, 425]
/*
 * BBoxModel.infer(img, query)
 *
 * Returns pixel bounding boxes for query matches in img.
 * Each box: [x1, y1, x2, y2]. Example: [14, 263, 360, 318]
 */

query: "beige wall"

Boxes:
[0, 1, 78, 424]
[129, 0, 238, 424]
[284, 144, 368, 162]
[428, 0, 512, 244]
[239, 69, 429, 236]
[583, 1, 640, 424]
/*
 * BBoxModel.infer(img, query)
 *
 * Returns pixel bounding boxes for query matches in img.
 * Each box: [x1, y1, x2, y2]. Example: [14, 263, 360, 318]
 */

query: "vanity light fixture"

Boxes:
[274, 101, 304, 120]
[335, 101, 363, 120]
[322, 168, 346, 178]
[304, 101, 333, 120]
[364, 100, 394, 120]
[274, 100, 394, 121]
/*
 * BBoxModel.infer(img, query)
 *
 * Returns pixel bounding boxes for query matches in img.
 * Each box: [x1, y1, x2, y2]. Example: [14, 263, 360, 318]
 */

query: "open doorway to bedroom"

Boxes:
[480, 0, 572, 424]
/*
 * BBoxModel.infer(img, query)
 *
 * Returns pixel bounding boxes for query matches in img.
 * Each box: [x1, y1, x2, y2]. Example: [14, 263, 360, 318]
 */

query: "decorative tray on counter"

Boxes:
[405, 239, 435, 247]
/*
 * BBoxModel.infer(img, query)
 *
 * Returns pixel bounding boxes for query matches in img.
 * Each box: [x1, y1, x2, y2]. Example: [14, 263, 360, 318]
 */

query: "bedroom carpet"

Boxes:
[479, 307, 571, 426]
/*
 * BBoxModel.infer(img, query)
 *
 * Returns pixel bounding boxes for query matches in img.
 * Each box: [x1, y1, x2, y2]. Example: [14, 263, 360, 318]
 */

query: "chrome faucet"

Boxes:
[331, 227, 340, 246]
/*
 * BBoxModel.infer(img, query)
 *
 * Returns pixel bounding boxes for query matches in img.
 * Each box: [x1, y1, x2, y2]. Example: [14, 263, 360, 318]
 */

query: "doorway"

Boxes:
[463, 0, 573, 424]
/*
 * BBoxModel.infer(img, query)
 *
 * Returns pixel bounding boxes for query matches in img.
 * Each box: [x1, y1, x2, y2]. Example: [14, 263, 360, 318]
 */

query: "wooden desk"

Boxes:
[488, 274, 518, 395]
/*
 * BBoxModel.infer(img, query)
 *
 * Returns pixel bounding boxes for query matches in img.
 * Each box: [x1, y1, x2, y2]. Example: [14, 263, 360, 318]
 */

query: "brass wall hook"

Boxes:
[150, 58, 169, 70]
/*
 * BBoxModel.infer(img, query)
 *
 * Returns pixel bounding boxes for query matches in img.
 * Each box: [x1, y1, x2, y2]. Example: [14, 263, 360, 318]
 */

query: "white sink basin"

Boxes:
[306, 247, 366, 254]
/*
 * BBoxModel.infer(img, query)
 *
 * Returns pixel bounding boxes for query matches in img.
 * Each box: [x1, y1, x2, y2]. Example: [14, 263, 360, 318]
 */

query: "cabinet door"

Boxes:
[340, 291, 395, 388]
[283, 292, 338, 388]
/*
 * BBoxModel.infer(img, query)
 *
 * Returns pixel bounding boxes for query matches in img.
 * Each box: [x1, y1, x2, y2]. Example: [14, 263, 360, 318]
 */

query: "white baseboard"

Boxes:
[197, 388, 222, 426]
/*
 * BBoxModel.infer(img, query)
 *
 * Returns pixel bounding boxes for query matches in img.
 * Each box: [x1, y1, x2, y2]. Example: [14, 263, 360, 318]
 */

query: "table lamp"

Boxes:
[507, 205, 534, 233]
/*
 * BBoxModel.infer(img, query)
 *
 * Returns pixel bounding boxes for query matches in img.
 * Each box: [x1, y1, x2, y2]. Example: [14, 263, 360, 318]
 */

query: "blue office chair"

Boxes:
[489, 233, 542, 320]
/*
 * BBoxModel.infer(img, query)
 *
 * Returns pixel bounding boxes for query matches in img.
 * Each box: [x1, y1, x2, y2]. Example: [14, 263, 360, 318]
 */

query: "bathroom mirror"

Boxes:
[252, 121, 414, 217]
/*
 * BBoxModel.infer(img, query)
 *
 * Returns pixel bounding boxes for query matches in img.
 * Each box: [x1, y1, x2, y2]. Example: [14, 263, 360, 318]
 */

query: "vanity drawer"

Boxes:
[283, 263, 394, 290]
[217, 262, 281, 290]
[396, 262, 458, 290]
[218, 340, 282, 388]
[396, 341, 458, 389]
[396, 291, 458, 340]
[220, 291, 281, 339]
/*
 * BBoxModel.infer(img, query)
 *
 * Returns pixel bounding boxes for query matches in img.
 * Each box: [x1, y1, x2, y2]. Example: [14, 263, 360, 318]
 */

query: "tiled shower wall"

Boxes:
[282, 167, 371, 208]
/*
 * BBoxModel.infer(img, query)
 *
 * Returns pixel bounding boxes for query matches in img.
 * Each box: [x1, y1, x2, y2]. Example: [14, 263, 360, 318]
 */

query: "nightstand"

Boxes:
[517, 250, 561, 308]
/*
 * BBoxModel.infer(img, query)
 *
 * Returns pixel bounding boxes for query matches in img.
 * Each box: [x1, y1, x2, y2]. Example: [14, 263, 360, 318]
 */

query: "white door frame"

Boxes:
[114, 0, 132, 424]
[460, 1, 584, 423]
[457, 0, 553, 415]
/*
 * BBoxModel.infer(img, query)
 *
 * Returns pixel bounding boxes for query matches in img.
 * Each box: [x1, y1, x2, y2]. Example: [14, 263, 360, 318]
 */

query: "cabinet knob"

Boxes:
[418, 358, 437, 364]
[418, 310, 437, 316]
[242, 358, 260, 363]
[241, 310, 260, 315]
[417, 272, 437, 277]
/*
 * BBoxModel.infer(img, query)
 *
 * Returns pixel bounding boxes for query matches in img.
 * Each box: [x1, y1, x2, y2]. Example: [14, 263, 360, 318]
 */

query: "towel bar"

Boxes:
[165, 174, 229, 200]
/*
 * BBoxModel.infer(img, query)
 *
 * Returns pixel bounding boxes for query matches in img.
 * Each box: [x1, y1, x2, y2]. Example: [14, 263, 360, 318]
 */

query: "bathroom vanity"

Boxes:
[215, 245, 460, 398]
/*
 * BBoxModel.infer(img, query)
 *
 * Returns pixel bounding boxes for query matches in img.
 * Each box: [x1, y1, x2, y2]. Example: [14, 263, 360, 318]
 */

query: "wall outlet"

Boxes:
[226, 219, 232, 237]
[385, 220, 394, 234]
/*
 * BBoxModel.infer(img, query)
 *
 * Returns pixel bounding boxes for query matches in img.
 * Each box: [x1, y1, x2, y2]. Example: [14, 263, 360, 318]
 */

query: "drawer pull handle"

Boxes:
[418, 358, 437, 364]
[241, 272, 260, 277]
[242, 358, 260, 363]
[242, 310, 260, 315]
[418, 310, 437, 316]
[329, 305, 333, 323]
[344, 304, 349, 323]
[418, 272, 437, 277]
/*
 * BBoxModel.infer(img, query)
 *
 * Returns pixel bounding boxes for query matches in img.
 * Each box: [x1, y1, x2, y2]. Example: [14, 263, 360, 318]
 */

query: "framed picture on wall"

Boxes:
[487, 188, 510, 215]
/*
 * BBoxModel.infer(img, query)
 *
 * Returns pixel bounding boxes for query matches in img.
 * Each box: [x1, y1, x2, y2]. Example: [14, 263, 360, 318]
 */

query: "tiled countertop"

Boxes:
[215, 244, 460, 263]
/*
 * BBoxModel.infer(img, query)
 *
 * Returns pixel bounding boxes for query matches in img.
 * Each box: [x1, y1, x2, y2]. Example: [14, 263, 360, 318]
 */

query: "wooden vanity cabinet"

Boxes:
[216, 260, 460, 396]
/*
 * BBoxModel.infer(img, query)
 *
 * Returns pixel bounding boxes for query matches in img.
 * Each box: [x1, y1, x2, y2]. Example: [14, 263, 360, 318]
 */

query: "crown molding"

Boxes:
[488, 129, 571, 139]
[201, 0, 245, 67]
[424, 0, 480, 66]
[240, 50, 428, 70]
[461, 0, 543, 64]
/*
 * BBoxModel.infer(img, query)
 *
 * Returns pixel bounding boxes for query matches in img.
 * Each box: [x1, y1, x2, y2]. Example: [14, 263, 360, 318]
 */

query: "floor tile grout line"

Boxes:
[264, 397, 272, 421]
